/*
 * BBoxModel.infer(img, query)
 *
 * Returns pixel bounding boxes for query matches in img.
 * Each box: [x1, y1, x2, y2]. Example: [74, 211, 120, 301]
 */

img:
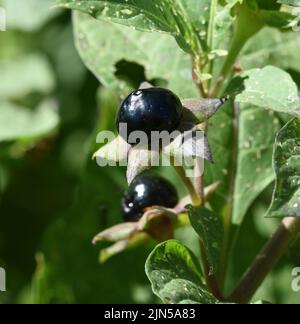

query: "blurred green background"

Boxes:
[0, 0, 159, 304]
[0, 0, 299, 304]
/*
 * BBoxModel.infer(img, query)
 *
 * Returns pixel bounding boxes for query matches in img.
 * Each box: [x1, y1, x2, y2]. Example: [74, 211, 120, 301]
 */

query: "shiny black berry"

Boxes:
[121, 175, 178, 222]
[116, 88, 183, 144]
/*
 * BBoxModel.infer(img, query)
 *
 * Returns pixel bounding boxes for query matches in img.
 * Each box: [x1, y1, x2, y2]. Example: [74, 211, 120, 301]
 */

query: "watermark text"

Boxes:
[0, 267, 6, 292]
[292, 267, 300, 292]
[95, 126, 206, 178]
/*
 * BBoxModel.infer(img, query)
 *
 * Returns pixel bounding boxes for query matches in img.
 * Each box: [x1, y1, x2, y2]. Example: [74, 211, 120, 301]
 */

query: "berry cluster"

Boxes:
[116, 88, 181, 220]
[93, 84, 226, 261]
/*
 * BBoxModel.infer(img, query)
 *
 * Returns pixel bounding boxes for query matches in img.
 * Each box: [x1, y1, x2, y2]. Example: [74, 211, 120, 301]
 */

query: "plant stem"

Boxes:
[229, 217, 300, 304]
[194, 158, 205, 198]
[211, 3, 263, 97]
[206, 0, 218, 91]
[171, 139, 223, 299]
[192, 56, 207, 98]
[191, 1, 223, 295]
[207, 0, 218, 51]
[171, 159, 202, 207]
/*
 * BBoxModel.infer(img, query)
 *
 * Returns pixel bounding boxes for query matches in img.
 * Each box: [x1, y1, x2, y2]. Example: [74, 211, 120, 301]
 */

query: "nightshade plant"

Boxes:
[56, 0, 300, 304]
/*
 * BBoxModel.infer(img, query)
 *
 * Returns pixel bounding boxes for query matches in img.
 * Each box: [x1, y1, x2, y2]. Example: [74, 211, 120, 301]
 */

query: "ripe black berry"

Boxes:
[116, 88, 183, 144]
[121, 175, 178, 222]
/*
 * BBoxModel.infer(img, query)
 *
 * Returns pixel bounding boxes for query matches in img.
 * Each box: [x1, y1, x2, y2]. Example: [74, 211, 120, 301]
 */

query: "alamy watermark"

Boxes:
[0, 267, 6, 292]
[95, 124, 206, 178]
[291, 267, 300, 292]
[0, 7, 6, 31]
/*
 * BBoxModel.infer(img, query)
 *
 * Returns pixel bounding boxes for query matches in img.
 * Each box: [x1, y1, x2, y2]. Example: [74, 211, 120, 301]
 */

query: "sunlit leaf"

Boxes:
[146, 240, 221, 304]
[267, 119, 300, 218]
[237, 66, 300, 118]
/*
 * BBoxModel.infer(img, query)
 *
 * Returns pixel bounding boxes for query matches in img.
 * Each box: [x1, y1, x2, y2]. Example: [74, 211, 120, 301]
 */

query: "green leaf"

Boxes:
[0, 54, 55, 100]
[227, 1, 295, 30]
[187, 206, 224, 274]
[233, 104, 282, 224]
[145, 240, 220, 304]
[237, 66, 300, 118]
[240, 28, 300, 73]
[259, 10, 295, 28]
[267, 119, 300, 218]
[205, 101, 234, 218]
[57, 0, 214, 53]
[0, 0, 61, 31]
[0, 100, 59, 142]
[73, 12, 197, 98]
[278, 0, 300, 6]
[213, 7, 234, 51]
[205, 98, 282, 225]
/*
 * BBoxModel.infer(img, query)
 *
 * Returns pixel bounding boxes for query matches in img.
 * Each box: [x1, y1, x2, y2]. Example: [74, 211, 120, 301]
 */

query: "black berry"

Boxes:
[121, 175, 178, 222]
[116, 88, 183, 144]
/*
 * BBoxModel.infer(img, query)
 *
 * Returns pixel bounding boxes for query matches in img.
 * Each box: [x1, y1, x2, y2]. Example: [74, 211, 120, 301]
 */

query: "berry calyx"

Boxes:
[121, 174, 178, 222]
[116, 87, 183, 144]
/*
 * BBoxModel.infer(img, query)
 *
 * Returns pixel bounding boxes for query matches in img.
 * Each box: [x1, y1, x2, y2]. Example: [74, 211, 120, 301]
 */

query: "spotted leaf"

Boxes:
[267, 119, 300, 218]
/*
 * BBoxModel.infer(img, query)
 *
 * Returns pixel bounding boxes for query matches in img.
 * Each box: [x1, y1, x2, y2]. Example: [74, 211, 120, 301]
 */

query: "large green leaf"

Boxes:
[225, 0, 293, 29]
[206, 99, 282, 225]
[0, 0, 61, 31]
[267, 119, 300, 217]
[241, 28, 300, 73]
[145, 240, 220, 304]
[233, 105, 281, 224]
[73, 12, 197, 98]
[0, 54, 55, 99]
[0, 100, 59, 142]
[258, 10, 295, 28]
[57, 0, 214, 53]
[205, 101, 234, 218]
[208, 29, 300, 224]
[237, 66, 300, 117]
[187, 206, 224, 274]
